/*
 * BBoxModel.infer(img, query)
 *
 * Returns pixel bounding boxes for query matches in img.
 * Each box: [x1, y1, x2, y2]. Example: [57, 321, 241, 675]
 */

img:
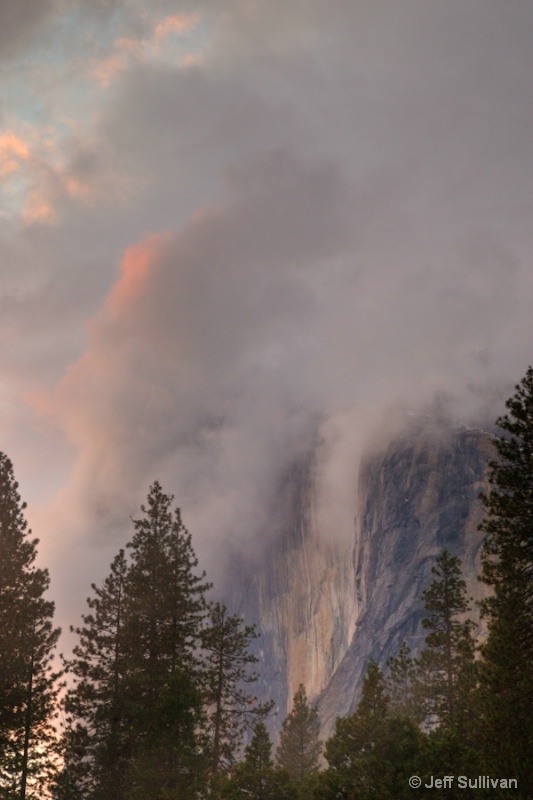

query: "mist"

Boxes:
[2, 0, 533, 630]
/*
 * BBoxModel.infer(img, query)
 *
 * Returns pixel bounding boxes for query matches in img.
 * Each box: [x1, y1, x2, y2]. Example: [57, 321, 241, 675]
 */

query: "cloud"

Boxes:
[36, 132, 533, 599]
[3, 0, 533, 631]
[0, 117, 135, 226]
[0, 132, 30, 176]
[91, 11, 202, 86]
[153, 12, 201, 42]
[0, 1, 56, 61]
[36, 151, 352, 575]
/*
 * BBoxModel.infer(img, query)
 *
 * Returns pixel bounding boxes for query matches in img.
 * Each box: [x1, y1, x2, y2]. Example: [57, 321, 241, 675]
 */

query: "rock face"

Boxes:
[232, 420, 493, 740]
[317, 422, 492, 737]
[228, 451, 357, 733]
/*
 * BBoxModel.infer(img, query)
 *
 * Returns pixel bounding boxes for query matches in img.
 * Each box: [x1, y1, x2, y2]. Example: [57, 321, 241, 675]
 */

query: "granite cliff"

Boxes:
[231, 420, 493, 739]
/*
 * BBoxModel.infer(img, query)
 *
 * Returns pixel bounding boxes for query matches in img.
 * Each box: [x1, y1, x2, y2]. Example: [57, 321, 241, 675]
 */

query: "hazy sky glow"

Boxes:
[2, 0, 533, 630]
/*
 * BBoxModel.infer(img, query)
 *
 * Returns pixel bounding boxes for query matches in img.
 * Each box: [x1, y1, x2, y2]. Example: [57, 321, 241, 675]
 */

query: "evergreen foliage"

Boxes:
[59, 482, 273, 800]
[0, 452, 62, 799]
[276, 684, 321, 781]
[216, 721, 293, 800]
[60, 549, 130, 799]
[478, 366, 533, 795]
[123, 667, 206, 800]
[201, 601, 273, 780]
[386, 642, 424, 724]
[418, 727, 481, 799]
[60, 482, 211, 800]
[417, 549, 477, 732]
[122, 481, 211, 796]
[318, 661, 421, 800]
[10, 365, 533, 796]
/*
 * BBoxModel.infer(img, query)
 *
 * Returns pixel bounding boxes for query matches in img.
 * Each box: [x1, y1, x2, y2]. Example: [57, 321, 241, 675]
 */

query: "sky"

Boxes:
[2, 0, 533, 635]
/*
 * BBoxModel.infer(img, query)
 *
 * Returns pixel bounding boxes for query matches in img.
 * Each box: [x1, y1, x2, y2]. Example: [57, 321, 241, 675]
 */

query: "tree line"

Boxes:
[1, 366, 533, 798]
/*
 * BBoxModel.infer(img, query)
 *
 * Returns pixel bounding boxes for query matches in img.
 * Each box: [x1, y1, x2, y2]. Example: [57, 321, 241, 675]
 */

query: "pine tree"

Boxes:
[417, 550, 477, 732]
[125, 481, 210, 682]
[478, 366, 533, 794]
[201, 601, 273, 780]
[324, 660, 389, 775]
[60, 549, 130, 799]
[322, 660, 389, 795]
[123, 482, 211, 797]
[0, 452, 62, 799]
[319, 661, 421, 800]
[61, 482, 211, 799]
[218, 722, 293, 800]
[276, 684, 321, 781]
[236, 722, 274, 800]
[124, 667, 206, 800]
[386, 642, 424, 724]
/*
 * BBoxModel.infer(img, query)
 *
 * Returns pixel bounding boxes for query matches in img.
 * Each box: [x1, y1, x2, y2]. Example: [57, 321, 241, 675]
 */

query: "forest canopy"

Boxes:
[1, 366, 533, 798]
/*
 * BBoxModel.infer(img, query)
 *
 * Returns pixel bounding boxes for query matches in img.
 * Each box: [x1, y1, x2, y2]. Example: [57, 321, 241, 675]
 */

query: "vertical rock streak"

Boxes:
[232, 423, 492, 740]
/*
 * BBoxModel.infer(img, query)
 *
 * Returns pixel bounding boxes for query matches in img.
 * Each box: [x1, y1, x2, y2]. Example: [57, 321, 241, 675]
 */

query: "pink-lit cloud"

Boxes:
[3, 0, 533, 639]
[34, 134, 533, 605]
[22, 193, 57, 225]
[32, 152, 351, 582]
[153, 12, 200, 42]
[0, 117, 135, 225]
[0, 132, 30, 176]
[92, 52, 131, 88]
[92, 11, 201, 86]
